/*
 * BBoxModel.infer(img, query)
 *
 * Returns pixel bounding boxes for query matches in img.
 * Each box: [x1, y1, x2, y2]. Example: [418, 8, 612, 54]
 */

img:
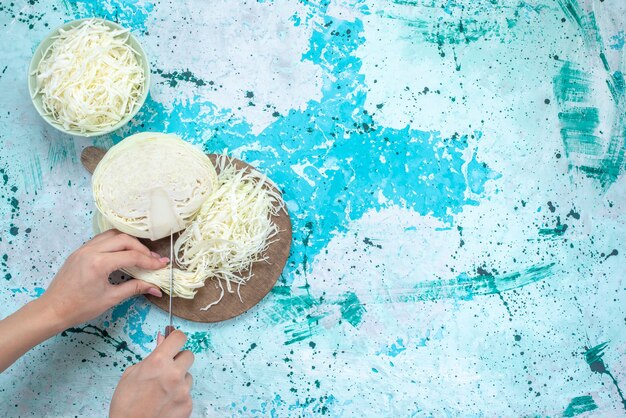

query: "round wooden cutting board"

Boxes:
[81, 146, 292, 323]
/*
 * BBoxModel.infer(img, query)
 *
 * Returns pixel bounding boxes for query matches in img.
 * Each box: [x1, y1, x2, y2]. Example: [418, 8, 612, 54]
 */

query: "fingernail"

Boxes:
[150, 251, 161, 258]
[147, 287, 162, 297]
[159, 257, 170, 263]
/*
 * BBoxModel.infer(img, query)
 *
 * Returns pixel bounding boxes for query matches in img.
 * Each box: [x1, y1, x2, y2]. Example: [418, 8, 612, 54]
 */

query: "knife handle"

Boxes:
[164, 325, 175, 337]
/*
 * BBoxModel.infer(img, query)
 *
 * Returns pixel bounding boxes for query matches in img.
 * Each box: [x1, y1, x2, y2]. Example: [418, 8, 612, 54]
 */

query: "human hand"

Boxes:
[40, 229, 168, 329]
[110, 330, 194, 418]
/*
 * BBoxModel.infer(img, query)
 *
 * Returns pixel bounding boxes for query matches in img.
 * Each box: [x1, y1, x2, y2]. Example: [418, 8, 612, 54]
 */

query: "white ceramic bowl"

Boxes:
[28, 18, 150, 137]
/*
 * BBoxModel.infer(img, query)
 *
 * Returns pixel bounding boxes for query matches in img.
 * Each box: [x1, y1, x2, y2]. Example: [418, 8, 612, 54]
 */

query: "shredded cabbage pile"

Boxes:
[33, 19, 145, 133]
[176, 156, 284, 309]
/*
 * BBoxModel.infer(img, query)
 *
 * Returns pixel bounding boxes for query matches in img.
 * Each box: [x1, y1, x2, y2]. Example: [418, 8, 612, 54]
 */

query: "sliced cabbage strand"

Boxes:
[176, 156, 284, 309]
[33, 19, 145, 133]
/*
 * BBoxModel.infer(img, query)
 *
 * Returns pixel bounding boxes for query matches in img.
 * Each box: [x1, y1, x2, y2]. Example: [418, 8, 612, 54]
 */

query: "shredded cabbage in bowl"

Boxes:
[32, 19, 145, 134]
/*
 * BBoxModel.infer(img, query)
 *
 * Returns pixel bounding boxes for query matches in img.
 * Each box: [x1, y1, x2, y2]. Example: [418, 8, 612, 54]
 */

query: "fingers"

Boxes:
[156, 331, 164, 347]
[152, 330, 187, 358]
[174, 350, 194, 372]
[185, 372, 193, 389]
[111, 278, 163, 303]
[87, 229, 121, 245]
[101, 250, 168, 272]
[93, 233, 154, 256]
[88, 232, 166, 263]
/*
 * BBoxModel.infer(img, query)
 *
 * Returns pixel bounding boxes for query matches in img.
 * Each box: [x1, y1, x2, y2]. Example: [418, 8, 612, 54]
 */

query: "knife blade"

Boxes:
[165, 230, 174, 336]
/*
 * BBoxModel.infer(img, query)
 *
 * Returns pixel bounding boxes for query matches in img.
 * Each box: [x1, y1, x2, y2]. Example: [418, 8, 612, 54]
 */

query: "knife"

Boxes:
[165, 231, 174, 337]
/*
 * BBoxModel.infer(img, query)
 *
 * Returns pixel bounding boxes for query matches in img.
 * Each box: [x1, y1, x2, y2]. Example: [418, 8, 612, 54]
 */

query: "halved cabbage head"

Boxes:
[92, 132, 218, 240]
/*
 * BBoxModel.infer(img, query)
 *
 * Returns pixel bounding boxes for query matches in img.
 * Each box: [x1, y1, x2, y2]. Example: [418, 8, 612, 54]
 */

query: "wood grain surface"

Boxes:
[81, 146, 292, 323]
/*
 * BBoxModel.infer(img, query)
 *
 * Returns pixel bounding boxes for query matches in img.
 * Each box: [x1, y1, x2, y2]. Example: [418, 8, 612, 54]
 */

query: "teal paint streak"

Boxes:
[266, 287, 327, 345]
[23, 155, 43, 194]
[557, 0, 602, 50]
[65, 0, 154, 32]
[110, 298, 153, 350]
[8, 286, 43, 297]
[556, 0, 626, 188]
[153, 68, 206, 88]
[61, 324, 143, 364]
[381, 1, 545, 66]
[377, 338, 407, 357]
[606, 69, 625, 104]
[558, 107, 602, 154]
[389, 263, 555, 303]
[563, 395, 597, 417]
[466, 150, 501, 194]
[284, 393, 338, 416]
[553, 61, 593, 103]
[264, 264, 553, 337]
[266, 287, 319, 324]
[539, 220, 568, 237]
[0, 1, 45, 30]
[553, 62, 603, 160]
[268, 287, 365, 344]
[610, 31, 625, 50]
[184, 332, 213, 354]
[553, 60, 626, 187]
[584, 342, 626, 411]
[0, 166, 20, 283]
[283, 314, 327, 346]
[585, 342, 609, 370]
[47, 136, 77, 169]
[339, 292, 366, 327]
[110, 298, 133, 323]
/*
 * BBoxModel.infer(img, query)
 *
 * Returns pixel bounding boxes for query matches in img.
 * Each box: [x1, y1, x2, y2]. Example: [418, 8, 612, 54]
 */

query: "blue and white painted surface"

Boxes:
[1, 0, 625, 416]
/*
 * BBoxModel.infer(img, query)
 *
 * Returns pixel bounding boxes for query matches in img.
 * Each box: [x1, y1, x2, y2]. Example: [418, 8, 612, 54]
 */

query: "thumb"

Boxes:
[112, 278, 163, 303]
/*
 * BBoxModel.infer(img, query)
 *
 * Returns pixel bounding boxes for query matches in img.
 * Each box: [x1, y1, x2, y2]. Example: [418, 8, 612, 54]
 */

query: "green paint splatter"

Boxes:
[154, 68, 206, 88]
[389, 263, 556, 303]
[539, 219, 569, 237]
[555, 0, 626, 188]
[23, 155, 43, 194]
[0, 1, 45, 29]
[379, 1, 545, 71]
[184, 331, 213, 354]
[553, 62, 603, 159]
[284, 314, 327, 345]
[339, 292, 366, 327]
[61, 324, 143, 363]
[242, 342, 258, 360]
[563, 395, 597, 417]
[557, 0, 602, 50]
[584, 342, 626, 411]
[266, 286, 328, 345]
[48, 136, 77, 169]
[268, 291, 319, 324]
[363, 237, 382, 249]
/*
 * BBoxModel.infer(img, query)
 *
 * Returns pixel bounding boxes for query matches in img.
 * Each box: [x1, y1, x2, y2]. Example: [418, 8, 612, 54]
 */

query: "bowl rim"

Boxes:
[28, 17, 151, 138]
